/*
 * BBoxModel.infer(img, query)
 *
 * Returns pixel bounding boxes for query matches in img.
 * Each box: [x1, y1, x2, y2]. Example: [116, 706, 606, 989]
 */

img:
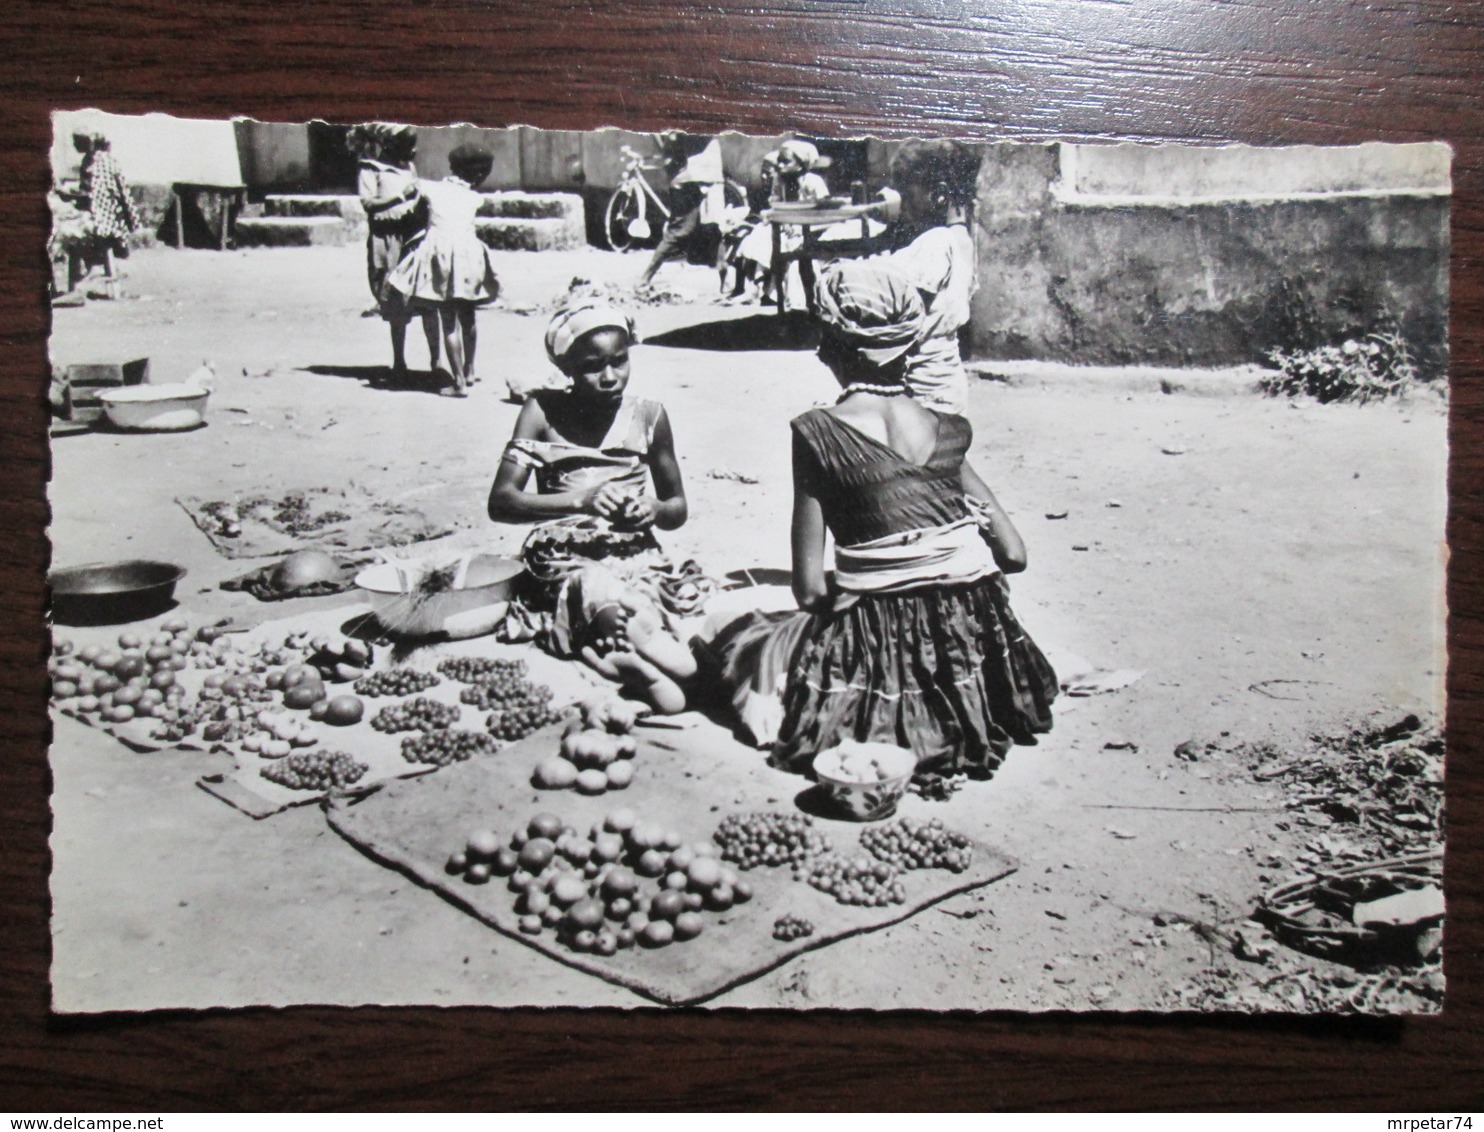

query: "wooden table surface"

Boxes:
[2, 0, 1481, 1112]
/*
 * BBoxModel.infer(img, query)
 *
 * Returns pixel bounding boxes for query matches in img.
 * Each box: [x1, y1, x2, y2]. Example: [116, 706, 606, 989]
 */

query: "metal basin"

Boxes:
[49, 560, 187, 625]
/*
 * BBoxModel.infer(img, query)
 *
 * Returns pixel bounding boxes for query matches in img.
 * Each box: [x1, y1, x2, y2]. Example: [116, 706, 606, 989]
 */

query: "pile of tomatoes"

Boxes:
[445, 807, 754, 955]
[49, 621, 197, 726]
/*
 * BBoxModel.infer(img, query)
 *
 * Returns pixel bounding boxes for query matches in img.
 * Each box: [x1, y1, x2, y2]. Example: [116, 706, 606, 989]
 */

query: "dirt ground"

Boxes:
[46, 244, 1447, 1012]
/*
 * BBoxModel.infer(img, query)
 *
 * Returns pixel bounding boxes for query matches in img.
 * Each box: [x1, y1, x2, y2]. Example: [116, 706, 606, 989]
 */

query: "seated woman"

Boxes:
[708, 259, 1057, 781]
[488, 302, 696, 706]
[488, 301, 686, 534]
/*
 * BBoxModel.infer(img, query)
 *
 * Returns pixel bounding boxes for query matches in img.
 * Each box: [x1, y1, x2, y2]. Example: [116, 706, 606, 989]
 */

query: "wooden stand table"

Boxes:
[169, 182, 246, 250]
[763, 203, 883, 313]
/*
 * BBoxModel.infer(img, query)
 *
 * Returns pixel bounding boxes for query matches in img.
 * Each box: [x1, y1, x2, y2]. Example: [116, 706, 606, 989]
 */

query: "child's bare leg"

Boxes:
[421, 311, 440, 371]
[388, 314, 410, 374]
[458, 305, 478, 383]
[440, 306, 467, 393]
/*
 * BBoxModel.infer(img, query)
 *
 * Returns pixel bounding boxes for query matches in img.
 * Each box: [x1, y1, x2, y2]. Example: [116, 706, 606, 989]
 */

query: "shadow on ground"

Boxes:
[302, 364, 443, 393]
[645, 311, 818, 352]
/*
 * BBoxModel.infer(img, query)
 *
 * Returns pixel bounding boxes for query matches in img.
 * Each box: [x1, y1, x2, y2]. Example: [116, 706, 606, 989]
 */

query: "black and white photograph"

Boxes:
[45, 111, 1449, 1014]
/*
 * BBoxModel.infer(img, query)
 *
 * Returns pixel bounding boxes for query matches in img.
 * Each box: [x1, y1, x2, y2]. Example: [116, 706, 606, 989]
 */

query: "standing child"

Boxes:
[723, 150, 780, 304]
[384, 144, 502, 396]
[768, 138, 832, 309]
[347, 123, 440, 381]
[885, 140, 982, 415]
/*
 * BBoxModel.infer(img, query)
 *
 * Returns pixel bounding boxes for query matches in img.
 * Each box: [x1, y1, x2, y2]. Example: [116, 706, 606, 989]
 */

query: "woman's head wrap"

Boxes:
[778, 138, 820, 170]
[545, 301, 638, 366]
[73, 130, 110, 152]
[813, 260, 927, 366]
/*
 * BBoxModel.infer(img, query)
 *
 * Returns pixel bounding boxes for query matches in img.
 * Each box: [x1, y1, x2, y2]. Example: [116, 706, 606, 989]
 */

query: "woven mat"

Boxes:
[326, 717, 1017, 1005]
[178, 485, 465, 560]
[196, 604, 604, 819]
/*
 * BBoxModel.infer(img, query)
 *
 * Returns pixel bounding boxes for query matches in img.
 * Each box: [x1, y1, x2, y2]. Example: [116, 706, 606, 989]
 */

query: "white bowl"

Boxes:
[99, 383, 210, 431]
[355, 553, 524, 638]
[812, 741, 918, 821]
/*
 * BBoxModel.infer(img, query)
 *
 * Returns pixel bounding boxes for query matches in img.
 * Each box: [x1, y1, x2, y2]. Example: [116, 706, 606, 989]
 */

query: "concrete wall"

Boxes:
[233, 121, 311, 192]
[970, 143, 1450, 376]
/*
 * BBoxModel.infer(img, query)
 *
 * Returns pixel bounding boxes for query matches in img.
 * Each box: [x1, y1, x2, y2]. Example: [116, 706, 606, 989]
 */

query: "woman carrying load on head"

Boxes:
[704, 258, 1057, 782]
[347, 123, 441, 382]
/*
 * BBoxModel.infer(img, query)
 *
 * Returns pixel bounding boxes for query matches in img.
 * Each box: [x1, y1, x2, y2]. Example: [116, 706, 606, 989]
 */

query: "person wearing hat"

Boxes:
[488, 299, 686, 533]
[347, 123, 441, 382]
[704, 258, 1057, 783]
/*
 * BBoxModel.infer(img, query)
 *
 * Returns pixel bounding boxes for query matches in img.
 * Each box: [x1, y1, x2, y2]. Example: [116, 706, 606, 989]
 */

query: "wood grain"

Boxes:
[3, 0, 1481, 1111]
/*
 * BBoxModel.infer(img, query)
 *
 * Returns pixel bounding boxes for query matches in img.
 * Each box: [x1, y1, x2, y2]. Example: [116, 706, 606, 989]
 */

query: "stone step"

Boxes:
[232, 216, 358, 248]
[476, 192, 583, 222]
[475, 216, 585, 252]
[262, 194, 366, 220]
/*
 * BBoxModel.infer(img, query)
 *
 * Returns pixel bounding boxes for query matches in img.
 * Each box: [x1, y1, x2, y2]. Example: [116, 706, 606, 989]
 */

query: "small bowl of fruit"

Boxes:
[811, 740, 917, 821]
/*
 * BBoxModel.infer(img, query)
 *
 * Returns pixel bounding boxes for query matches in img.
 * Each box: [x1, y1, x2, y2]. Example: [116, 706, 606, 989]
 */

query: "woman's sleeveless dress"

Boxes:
[709, 407, 1057, 780]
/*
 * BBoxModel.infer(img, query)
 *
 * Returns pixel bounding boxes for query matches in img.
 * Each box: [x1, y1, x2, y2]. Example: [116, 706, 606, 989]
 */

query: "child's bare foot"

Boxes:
[622, 607, 698, 680]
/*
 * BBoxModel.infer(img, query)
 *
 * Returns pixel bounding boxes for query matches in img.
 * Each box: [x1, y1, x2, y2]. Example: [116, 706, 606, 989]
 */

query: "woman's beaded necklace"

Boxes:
[837, 382, 909, 402]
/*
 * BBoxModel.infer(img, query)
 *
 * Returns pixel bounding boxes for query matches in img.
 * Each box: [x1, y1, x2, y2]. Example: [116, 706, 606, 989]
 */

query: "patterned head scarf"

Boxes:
[544, 301, 638, 366]
[813, 260, 927, 366]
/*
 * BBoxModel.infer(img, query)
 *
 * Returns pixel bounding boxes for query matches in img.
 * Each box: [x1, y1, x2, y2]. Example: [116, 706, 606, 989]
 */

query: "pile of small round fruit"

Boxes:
[444, 807, 753, 954]
[400, 728, 498, 766]
[370, 696, 460, 734]
[859, 817, 973, 873]
[354, 668, 441, 698]
[531, 699, 642, 795]
[260, 749, 368, 791]
[446, 660, 559, 743]
[797, 853, 908, 907]
[772, 914, 815, 942]
[49, 621, 196, 726]
[712, 811, 833, 871]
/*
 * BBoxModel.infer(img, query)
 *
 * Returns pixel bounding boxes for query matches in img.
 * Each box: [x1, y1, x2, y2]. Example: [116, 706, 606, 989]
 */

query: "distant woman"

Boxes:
[55, 132, 137, 296]
[347, 123, 440, 381]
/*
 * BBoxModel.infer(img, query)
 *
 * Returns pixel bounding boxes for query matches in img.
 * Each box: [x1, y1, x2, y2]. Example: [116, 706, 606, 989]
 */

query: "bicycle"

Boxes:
[602, 145, 670, 252]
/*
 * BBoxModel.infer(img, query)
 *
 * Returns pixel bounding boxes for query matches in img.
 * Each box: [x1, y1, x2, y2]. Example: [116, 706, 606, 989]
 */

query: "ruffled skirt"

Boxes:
[706, 574, 1057, 780]
[384, 227, 500, 306]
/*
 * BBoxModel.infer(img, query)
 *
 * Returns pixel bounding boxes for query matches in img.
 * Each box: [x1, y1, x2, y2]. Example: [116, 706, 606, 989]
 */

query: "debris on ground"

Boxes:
[1165, 714, 1445, 1014]
[707, 468, 760, 484]
[1063, 669, 1144, 698]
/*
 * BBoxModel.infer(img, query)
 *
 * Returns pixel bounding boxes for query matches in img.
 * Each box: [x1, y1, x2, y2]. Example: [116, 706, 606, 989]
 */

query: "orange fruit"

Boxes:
[466, 829, 502, 860]
[518, 838, 556, 873]
[673, 912, 704, 941]
[640, 920, 674, 948]
[603, 807, 637, 833]
[604, 761, 635, 790]
[650, 890, 685, 921]
[550, 874, 587, 907]
[528, 813, 564, 840]
[566, 898, 605, 932]
[686, 858, 722, 890]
